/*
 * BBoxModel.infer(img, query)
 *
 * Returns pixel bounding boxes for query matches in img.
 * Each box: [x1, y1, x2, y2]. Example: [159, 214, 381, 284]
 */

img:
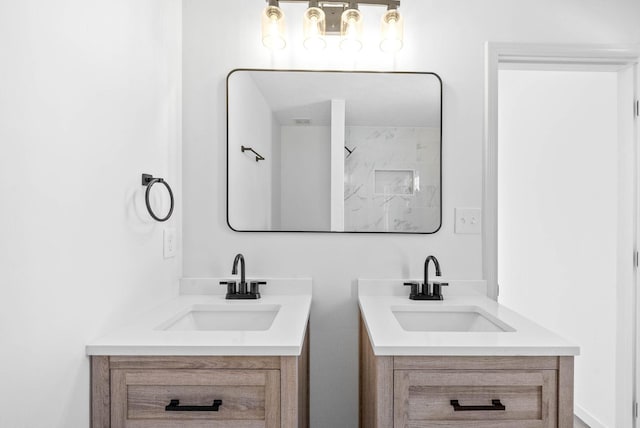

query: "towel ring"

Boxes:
[141, 173, 174, 222]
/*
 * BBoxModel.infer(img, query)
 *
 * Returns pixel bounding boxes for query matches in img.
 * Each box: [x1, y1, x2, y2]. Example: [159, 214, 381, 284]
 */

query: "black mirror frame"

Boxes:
[226, 68, 443, 235]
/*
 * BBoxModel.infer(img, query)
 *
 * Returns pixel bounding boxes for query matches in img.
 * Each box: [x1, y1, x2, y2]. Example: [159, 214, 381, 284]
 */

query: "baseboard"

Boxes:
[575, 404, 607, 428]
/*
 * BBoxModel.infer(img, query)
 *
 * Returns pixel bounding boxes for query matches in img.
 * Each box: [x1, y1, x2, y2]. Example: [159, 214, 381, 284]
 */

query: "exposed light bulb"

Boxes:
[262, 4, 286, 50]
[340, 8, 363, 53]
[303, 6, 326, 51]
[260, 1, 406, 53]
[380, 9, 403, 53]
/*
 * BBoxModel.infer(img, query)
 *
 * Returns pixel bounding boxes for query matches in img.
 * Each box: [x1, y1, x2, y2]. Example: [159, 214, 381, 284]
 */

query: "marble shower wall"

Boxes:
[344, 126, 440, 232]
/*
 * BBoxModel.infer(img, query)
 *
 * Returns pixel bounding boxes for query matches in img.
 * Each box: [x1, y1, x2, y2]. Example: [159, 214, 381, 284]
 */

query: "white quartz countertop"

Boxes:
[358, 279, 579, 357]
[86, 278, 311, 356]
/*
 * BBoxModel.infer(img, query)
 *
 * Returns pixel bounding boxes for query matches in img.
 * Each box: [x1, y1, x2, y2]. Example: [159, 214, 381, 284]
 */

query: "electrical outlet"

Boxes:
[455, 208, 482, 234]
[163, 228, 177, 258]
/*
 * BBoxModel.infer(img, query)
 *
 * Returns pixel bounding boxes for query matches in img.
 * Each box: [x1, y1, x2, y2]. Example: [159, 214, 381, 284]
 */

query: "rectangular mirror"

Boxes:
[227, 69, 442, 233]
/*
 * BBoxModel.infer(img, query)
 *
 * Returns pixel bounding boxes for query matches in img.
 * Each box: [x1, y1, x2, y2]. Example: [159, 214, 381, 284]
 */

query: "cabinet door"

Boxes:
[394, 370, 557, 428]
[111, 369, 280, 428]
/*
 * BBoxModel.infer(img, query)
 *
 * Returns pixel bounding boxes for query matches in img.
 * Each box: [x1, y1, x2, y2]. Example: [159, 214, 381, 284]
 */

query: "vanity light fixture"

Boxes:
[261, 0, 287, 50]
[303, 0, 327, 51]
[380, 2, 403, 52]
[261, 0, 402, 53]
[340, 1, 363, 52]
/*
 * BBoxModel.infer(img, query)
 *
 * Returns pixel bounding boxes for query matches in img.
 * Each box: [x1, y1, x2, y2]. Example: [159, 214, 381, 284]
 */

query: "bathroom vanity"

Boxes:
[87, 278, 311, 428]
[358, 279, 579, 428]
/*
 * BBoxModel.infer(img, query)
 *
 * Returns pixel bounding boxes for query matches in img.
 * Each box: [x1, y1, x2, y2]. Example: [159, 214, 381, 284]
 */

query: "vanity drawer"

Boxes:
[394, 370, 557, 428]
[111, 369, 280, 428]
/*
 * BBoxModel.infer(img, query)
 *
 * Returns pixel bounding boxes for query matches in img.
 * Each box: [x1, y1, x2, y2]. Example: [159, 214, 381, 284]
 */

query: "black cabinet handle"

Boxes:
[450, 399, 505, 411]
[165, 399, 222, 412]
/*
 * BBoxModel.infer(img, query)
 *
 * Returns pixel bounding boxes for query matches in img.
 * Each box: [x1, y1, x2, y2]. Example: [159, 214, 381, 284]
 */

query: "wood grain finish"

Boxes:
[91, 326, 308, 428]
[111, 369, 280, 427]
[297, 325, 310, 428]
[128, 385, 266, 419]
[281, 357, 298, 427]
[394, 356, 559, 371]
[557, 356, 574, 428]
[358, 310, 573, 428]
[280, 323, 310, 428]
[109, 355, 281, 370]
[394, 370, 557, 428]
[114, 421, 266, 428]
[359, 314, 393, 428]
[91, 356, 110, 428]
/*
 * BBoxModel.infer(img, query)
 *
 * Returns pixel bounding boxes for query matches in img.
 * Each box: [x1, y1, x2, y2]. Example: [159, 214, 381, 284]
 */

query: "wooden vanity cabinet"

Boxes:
[91, 329, 309, 428]
[359, 315, 574, 428]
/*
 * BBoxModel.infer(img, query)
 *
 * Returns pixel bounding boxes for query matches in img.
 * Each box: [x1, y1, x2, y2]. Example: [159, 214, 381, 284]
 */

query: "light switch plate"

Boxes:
[455, 208, 482, 234]
[163, 228, 177, 258]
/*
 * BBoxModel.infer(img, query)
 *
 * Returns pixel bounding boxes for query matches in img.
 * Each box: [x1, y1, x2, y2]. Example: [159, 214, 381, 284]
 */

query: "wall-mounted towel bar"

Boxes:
[141, 173, 174, 222]
[241, 145, 265, 162]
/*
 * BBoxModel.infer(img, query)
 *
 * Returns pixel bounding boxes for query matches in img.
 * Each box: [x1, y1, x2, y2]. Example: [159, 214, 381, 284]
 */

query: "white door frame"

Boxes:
[484, 42, 640, 300]
[483, 42, 640, 427]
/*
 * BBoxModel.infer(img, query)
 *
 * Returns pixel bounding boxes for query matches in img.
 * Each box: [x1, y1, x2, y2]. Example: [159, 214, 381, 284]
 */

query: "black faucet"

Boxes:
[220, 253, 266, 299]
[423, 255, 439, 295]
[404, 255, 449, 300]
[232, 253, 246, 293]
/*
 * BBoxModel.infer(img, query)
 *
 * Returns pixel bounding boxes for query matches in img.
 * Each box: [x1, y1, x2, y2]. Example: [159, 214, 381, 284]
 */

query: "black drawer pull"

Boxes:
[450, 399, 505, 411]
[165, 399, 222, 412]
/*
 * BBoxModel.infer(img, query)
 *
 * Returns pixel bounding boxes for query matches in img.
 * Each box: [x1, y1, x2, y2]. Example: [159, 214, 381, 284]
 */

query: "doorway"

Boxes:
[484, 44, 639, 428]
[499, 68, 619, 427]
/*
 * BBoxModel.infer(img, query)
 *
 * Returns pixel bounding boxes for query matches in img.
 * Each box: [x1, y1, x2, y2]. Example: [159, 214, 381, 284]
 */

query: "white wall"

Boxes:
[330, 99, 346, 232]
[271, 114, 282, 230]
[182, 1, 640, 426]
[228, 72, 273, 230]
[497, 70, 619, 427]
[280, 125, 331, 231]
[0, 1, 182, 427]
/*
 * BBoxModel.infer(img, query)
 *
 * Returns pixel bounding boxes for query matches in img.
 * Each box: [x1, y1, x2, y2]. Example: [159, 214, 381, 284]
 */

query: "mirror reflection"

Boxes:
[227, 69, 442, 233]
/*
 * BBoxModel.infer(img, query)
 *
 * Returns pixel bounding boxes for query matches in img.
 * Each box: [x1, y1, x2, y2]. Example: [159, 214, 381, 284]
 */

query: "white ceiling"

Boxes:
[245, 70, 441, 127]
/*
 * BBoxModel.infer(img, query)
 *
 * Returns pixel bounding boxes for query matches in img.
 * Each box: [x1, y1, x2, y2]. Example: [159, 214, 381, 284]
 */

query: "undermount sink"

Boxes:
[158, 304, 281, 331]
[391, 305, 515, 332]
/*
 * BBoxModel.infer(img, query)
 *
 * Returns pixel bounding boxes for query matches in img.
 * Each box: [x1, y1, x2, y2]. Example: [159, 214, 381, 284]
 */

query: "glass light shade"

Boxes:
[380, 9, 403, 52]
[303, 7, 326, 51]
[340, 8, 363, 53]
[261, 5, 286, 50]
